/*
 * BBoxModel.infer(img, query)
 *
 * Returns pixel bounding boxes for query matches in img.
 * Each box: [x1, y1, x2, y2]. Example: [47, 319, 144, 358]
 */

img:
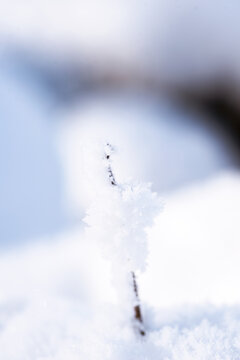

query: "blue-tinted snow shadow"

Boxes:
[0, 51, 73, 248]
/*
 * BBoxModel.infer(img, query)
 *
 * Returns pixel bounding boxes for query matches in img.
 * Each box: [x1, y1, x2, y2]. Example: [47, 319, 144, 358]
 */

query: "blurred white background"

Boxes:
[0, 0, 240, 246]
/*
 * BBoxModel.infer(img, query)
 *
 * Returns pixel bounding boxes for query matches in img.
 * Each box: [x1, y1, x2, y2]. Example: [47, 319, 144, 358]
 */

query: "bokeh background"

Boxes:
[1, 0, 240, 248]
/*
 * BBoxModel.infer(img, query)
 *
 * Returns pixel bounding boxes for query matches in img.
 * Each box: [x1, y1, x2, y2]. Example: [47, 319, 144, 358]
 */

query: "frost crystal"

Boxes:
[84, 143, 161, 273]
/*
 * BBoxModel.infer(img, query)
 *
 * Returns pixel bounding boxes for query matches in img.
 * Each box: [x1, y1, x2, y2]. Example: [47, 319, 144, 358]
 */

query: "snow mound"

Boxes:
[1, 172, 240, 358]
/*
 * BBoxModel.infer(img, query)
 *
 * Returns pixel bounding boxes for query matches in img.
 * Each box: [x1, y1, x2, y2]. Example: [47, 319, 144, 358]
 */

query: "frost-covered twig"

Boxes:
[105, 143, 117, 187]
[104, 143, 145, 336]
[84, 142, 161, 338]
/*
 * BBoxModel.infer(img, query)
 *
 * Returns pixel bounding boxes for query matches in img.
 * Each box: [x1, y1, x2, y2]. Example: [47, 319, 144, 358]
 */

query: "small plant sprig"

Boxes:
[104, 143, 145, 336]
[84, 142, 161, 338]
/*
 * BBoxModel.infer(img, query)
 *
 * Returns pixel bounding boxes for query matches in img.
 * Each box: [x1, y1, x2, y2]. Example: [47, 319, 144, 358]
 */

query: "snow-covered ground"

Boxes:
[0, 79, 239, 357]
[1, 1, 240, 358]
[1, 5, 240, 353]
[0, 171, 240, 359]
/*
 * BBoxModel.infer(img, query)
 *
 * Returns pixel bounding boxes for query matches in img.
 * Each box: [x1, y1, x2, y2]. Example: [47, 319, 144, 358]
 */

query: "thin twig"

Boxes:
[104, 143, 145, 336]
[105, 143, 117, 186]
[131, 271, 145, 336]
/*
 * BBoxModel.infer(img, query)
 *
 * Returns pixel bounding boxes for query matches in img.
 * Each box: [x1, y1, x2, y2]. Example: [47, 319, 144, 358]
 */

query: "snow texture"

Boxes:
[84, 142, 161, 273]
[83, 142, 161, 326]
[1, 172, 240, 358]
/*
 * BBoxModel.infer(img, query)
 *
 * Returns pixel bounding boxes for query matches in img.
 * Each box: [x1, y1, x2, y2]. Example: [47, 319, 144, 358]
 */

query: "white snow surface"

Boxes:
[1, 171, 240, 359]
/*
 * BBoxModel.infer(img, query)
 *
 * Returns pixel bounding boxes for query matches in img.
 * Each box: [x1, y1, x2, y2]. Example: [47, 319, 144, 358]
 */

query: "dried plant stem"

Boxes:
[131, 271, 145, 336]
[104, 143, 145, 337]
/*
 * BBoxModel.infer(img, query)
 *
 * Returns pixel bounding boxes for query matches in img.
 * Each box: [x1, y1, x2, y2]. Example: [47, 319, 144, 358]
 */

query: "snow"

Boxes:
[1, 171, 240, 358]
[1, 2, 240, 357]
[84, 142, 161, 273]
[57, 93, 234, 216]
[0, 65, 234, 247]
[141, 172, 240, 307]
[0, 55, 68, 246]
